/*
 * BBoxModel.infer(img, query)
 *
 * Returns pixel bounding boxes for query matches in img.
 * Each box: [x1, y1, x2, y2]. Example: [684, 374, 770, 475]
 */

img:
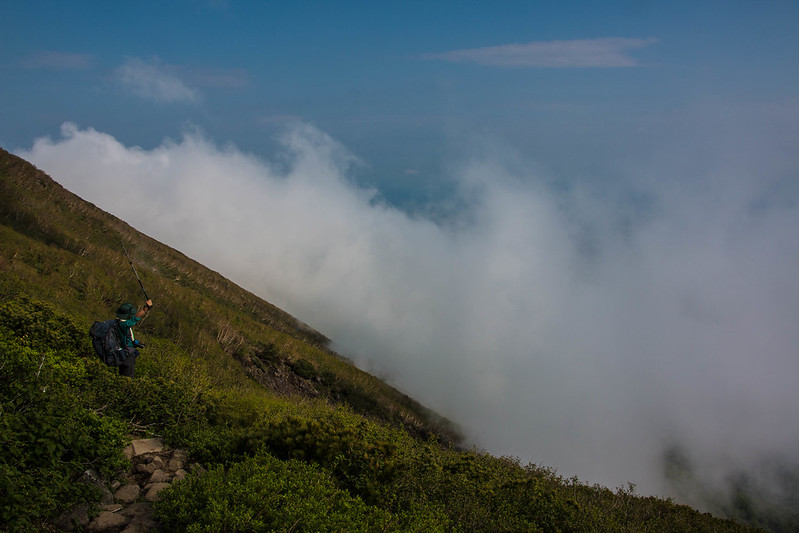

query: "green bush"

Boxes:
[154, 451, 393, 532]
[0, 296, 86, 354]
[0, 308, 128, 529]
[232, 413, 401, 503]
[289, 358, 318, 380]
[376, 446, 578, 533]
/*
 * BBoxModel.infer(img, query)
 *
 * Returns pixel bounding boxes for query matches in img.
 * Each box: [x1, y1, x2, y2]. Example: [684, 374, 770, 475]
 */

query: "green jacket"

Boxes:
[116, 316, 142, 347]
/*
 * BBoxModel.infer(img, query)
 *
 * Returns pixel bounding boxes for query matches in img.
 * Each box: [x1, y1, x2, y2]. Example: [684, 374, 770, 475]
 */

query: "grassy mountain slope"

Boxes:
[0, 146, 457, 443]
[0, 147, 764, 531]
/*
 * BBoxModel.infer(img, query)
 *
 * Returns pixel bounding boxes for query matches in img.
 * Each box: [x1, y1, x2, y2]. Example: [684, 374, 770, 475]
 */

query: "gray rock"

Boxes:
[136, 462, 159, 475]
[76, 445, 193, 531]
[122, 516, 159, 533]
[148, 469, 171, 484]
[129, 438, 164, 456]
[86, 510, 129, 532]
[167, 450, 186, 472]
[136, 455, 166, 476]
[51, 503, 89, 531]
[115, 483, 141, 504]
[102, 503, 124, 512]
[173, 469, 188, 483]
[120, 503, 157, 533]
[144, 482, 171, 502]
[120, 502, 153, 519]
[81, 469, 114, 504]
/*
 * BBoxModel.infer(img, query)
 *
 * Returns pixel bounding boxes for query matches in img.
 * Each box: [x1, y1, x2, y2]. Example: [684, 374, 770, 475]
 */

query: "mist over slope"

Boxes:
[17, 115, 799, 513]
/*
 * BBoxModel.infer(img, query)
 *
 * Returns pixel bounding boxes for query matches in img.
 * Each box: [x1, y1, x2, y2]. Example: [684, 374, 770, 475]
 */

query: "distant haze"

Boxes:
[18, 109, 799, 509]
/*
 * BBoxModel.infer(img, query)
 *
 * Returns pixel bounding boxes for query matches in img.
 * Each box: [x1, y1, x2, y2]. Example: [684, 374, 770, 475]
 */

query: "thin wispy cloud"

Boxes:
[23, 51, 95, 70]
[424, 37, 656, 68]
[114, 57, 200, 103]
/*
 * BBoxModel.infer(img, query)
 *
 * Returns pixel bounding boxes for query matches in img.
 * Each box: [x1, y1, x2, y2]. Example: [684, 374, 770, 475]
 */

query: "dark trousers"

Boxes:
[119, 347, 138, 377]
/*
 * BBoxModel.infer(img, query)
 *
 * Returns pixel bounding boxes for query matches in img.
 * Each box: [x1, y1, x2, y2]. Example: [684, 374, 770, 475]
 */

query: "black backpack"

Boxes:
[89, 319, 127, 366]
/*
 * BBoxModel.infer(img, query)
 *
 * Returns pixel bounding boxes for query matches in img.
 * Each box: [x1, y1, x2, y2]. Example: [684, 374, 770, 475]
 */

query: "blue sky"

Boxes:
[4, 0, 799, 509]
[4, 1, 797, 204]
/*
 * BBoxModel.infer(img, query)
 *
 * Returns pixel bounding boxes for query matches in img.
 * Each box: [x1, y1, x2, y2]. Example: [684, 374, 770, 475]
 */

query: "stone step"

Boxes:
[55, 443, 201, 532]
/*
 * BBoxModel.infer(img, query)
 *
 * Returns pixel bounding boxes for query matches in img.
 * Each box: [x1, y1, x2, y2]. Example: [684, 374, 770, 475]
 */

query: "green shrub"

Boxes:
[289, 358, 318, 379]
[0, 296, 86, 354]
[375, 447, 579, 533]
[154, 451, 393, 532]
[0, 327, 127, 529]
[233, 413, 401, 502]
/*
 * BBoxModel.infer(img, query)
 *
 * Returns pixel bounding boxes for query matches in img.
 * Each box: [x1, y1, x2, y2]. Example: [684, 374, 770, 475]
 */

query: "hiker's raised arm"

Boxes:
[135, 300, 153, 318]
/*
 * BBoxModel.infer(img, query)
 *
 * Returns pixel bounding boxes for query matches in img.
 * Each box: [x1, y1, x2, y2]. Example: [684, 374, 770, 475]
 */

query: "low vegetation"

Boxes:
[0, 147, 768, 531]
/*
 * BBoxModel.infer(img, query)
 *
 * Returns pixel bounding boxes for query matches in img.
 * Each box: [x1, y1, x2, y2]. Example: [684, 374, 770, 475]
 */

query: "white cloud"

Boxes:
[17, 118, 799, 508]
[424, 37, 656, 68]
[114, 57, 200, 103]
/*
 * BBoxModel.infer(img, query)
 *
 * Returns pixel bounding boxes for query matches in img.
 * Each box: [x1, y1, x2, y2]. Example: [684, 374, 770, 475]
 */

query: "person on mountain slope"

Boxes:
[115, 299, 153, 378]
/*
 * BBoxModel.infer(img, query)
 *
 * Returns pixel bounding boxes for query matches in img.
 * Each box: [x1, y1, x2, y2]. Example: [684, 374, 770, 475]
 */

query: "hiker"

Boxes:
[115, 299, 153, 377]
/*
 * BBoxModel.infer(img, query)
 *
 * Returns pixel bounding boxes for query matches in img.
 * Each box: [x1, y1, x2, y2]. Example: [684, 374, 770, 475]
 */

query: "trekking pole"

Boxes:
[123, 247, 150, 301]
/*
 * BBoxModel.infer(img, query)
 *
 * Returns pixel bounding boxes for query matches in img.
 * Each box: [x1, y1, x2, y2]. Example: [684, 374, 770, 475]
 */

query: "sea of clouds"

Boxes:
[18, 115, 799, 507]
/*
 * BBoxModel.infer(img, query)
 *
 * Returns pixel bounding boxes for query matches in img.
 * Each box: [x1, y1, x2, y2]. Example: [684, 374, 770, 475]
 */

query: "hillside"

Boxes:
[0, 146, 765, 531]
[0, 146, 458, 442]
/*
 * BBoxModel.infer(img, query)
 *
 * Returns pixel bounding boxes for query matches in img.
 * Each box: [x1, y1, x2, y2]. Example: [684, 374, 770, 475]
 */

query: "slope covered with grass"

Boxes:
[0, 147, 763, 531]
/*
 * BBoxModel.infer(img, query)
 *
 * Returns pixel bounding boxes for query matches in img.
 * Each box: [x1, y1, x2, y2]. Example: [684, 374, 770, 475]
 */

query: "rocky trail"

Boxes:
[51, 438, 203, 532]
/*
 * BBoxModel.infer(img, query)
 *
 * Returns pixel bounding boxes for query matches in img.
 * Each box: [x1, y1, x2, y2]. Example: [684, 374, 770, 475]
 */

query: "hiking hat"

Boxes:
[116, 303, 137, 320]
